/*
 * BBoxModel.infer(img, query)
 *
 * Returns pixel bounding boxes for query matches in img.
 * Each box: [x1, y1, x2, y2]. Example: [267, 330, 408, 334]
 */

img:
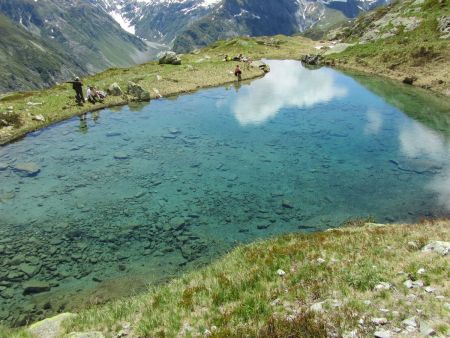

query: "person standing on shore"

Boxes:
[67, 77, 85, 105]
[234, 65, 242, 81]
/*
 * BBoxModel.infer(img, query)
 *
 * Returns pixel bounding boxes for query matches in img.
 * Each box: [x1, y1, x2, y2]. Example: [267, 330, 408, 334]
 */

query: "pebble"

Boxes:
[417, 268, 426, 274]
[424, 286, 435, 293]
[419, 321, 436, 336]
[281, 199, 294, 209]
[374, 282, 391, 291]
[402, 316, 417, 328]
[374, 329, 391, 338]
[113, 152, 129, 160]
[276, 269, 286, 276]
[371, 317, 388, 325]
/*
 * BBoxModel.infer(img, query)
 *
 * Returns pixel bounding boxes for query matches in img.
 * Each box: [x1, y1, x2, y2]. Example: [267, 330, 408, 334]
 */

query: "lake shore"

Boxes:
[4, 219, 449, 337]
[1, 35, 449, 146]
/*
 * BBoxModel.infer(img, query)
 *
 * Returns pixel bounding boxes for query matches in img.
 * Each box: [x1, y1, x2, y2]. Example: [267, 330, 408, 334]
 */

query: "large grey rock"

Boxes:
[301, 54, 322, 65]
[250, 60, 270, 73]
[127, 81, 151, 101]
[23, 280, 51, 294]
[19, 263, 41, 277]
[13, 162, 41, 177]
[422, 241, 449, 255]
[374, 329, 391, 338]
[159, 51, 181, 65]
[107, 83, 122, 96]
[28, 313, 76, 338]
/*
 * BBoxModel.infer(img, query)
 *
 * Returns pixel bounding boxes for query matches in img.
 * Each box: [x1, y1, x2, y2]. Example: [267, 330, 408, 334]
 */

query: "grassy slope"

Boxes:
[324, 0, 450, 95]
[3, 220, 449, 337]
[0, 35, 315, 145]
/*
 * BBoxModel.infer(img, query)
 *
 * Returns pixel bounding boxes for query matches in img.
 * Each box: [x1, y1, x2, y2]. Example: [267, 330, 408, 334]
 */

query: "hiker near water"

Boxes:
[67, 77, 84, 105]
[234, 65, 242, 81]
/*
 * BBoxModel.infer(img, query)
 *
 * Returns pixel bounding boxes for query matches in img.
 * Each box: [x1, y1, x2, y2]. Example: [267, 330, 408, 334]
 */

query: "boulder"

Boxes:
[250, 60, 270, 73]
[13, 162, 41, 177]
[159, 51, 182, 65]
[403, 76, 417, 85]
[421, 241, 449, 255]
[301, 54, 323, 65]
[28, 313, 76, 338]
[23, 280, 51, 294]
[127, 81, 151, 101]
[107, 83, 122, 96]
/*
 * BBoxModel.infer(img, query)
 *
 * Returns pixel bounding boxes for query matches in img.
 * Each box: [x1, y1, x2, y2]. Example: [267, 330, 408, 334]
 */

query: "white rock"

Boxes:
[379, 308, 390, 313]
[32, 114, 45, 122]
[343, 329, 358, 338]
[419, 321, 436, 336]
[404, 280, 414, 288]
[156, 75, 162, 81]
[421, 241, 450, 256]
[310, 301, 325, 313]
[204, 329, 212, 337]
[424, 286, 435, 293]
[276, 269, 286, 276]
[417, 268, 426, 274]
[316, 258, 326, 264]
[374, 329, 392, 338]
[371, 317, 388, 325]
[374, 282, 391, 291]
[402, 317, 417, 328]
[364, 300, 372, 305]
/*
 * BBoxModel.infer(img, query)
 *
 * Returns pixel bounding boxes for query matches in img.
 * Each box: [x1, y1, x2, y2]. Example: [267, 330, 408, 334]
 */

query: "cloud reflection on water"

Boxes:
[232, 60, 347, 126]
[364, 109, 383, 135]
[399, 121, 450, 211]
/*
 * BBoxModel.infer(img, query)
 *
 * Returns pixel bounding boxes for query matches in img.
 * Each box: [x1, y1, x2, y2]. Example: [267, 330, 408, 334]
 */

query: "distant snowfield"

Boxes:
[109, 10, 136, 35]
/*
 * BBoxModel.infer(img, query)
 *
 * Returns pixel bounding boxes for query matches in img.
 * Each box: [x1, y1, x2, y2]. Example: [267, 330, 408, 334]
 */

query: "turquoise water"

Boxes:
[1, 60, 449, 326]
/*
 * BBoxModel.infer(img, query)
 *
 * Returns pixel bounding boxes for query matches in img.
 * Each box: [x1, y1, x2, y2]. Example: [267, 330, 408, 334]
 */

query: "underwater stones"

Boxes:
[169, 128, 181, 135]
[170, 217, 186, 229]
[19, 263, 41, 277]
[113, 152, 129, 160]
[0, 288, 14, 299]
[23, 280, 51, 295]
[281, 199, 294, 209]
[257, 224, 270, 230]
[13, 162, 41, 177]
[0, 162, 8, 171]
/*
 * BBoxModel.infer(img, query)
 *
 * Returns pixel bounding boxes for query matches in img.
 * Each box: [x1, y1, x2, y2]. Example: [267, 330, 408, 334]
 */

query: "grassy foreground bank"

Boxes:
[0, 36, 315, 145]
[3, 220, 449, 337]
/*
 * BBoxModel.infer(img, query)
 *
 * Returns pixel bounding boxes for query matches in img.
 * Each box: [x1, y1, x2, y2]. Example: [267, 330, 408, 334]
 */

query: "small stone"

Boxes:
[281, 199, 294, 208]
[310, 301, 324, 313]
[404, 280, 413, 288]
[419, 321, 436, 336]
[424, 286, 435, 293]
[407, 241, 419, 249]
[32, 114, 45, 122]
[19, 263, 41, 277]
[316, 258, 325, 264]
[417, 268, 426, 274]
[374, 329, 391, 338]
[343, 330, 358, 338]
[402, 317, 417, 328]
[113, 152, 129, 160]
[403, 76, 417, 85]
[276, 269, 286, 276]
[371, 317, 388, 325]
[374, 282, 391, 291]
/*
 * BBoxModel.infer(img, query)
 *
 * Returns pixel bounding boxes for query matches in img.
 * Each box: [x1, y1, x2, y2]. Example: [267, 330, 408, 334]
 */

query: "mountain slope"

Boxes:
[323, 0, 450, 95]
[0, 0, 149, 92]
[172, 0, 390, 53]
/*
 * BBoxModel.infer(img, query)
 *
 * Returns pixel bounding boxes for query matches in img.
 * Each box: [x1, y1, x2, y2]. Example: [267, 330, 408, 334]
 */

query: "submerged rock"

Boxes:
[23, 280, 51, 295]
[113, 152, 129, 160]
[13, 162, 41, 177]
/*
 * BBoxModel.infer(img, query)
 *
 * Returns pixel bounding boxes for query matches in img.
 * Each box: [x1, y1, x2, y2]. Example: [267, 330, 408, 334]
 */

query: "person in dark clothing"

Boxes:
[234, 65, 242, 81]
[67, 77, 85, 105]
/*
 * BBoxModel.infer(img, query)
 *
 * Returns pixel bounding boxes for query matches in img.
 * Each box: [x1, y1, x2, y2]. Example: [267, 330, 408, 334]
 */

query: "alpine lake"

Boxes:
[1, 60, 449, 327]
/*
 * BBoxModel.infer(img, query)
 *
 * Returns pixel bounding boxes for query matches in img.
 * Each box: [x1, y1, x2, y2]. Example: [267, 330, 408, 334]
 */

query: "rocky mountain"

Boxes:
[0, 0, 150, 92]
[95, 0, 390, 52]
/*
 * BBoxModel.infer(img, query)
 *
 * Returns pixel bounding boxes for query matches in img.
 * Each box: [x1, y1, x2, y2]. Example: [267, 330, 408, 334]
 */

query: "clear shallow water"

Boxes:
[1, 60, 449, 325]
